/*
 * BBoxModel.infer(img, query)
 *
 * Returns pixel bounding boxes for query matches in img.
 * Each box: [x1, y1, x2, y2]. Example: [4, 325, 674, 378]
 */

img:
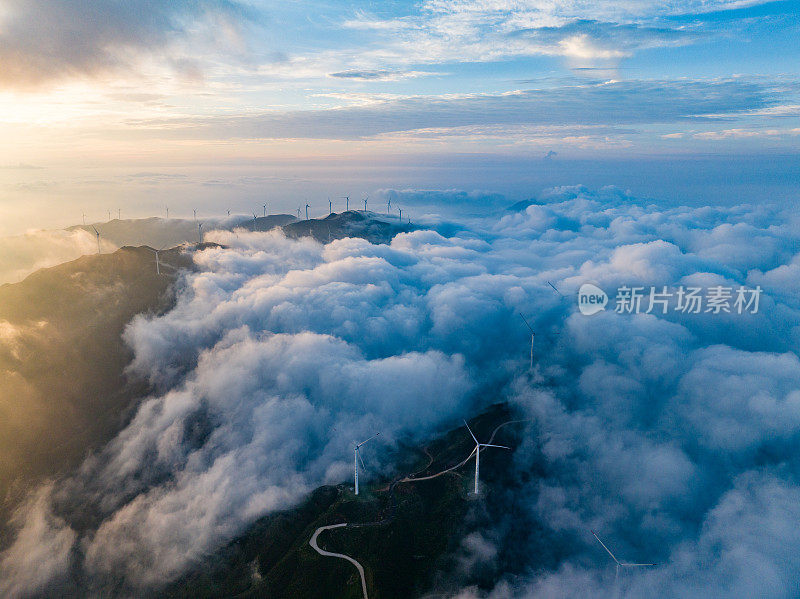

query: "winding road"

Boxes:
[309, 523, 369, 599]
[308, 418, 530, 598]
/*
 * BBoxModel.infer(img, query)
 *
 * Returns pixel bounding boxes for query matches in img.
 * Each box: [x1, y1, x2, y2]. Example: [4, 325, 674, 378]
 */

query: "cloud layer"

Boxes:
[0, 188, 798, 597]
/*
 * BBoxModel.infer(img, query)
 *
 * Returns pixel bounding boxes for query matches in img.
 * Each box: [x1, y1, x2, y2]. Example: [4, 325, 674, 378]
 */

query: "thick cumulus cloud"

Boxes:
[1, 187, 799, 597]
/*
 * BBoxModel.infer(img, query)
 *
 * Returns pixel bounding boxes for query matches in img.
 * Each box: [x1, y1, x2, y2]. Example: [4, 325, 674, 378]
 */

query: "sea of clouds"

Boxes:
[1, 186, 798, 597]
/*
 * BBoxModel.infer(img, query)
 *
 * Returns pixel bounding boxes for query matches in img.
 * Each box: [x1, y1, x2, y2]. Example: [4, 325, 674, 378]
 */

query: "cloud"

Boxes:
[0, 0, 255, 88]
[342, 1, 765, 68]
[126, 78, 782, 140]
[0, 189, 799, 596]
[328, 69, 439, 81]
[0, 228, 113, 284]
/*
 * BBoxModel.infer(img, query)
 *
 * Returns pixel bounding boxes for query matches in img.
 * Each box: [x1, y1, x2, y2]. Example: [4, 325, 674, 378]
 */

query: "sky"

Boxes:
[1, 0, 799, 233]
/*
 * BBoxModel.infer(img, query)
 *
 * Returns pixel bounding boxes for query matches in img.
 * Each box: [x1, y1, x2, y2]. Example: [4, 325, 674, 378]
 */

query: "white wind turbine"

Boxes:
[363, 196, 368, 212]
[329, 197, 332, 214]
[463, 420, 509, 495]
[296, 206, 301, 218]
[197, 222, 204, 243]
[305, 203, 310, 220]
[263, 203, 267, 217]
[354, 432, 380, 495]
[148, 245, 169, 275]
[91, 225, 101, 254]
[519, 312, 535, 371]
[591, 530, 655, 585]
[342, 196, 350, 211]
[387, 198, 391, 215]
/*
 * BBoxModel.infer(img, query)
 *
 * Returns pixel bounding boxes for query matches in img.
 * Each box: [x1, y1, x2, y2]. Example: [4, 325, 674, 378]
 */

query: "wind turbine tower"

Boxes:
[363, 196, 368, 212]
[387, 199, 391, 215]
[107, 210, 111, 221]
[193, 208, 197, 221]
[398, 207, 402, 221]
[591, 530, 655, 585]
[329, 197, 332, 214]
[149, 247, 164, 275]
[305, 203, 310, 220]
[463, 420, 509, 495]
[117, 208, 121, 220]
[354, 432, 380, 495]
[519, 312, 535, 371]
[263, 204, 267, 217]
[198, 222, 203, 243]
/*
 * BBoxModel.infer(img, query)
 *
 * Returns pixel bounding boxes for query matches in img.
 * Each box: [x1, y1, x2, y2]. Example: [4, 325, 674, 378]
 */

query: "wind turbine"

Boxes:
[252, 213, 258, 229]
[363, 196, 368, 212]
[227, 208, 231, 217]
[519, 312, 535, 371]
[329, 197, 332, 214]
[117, 208, 121, 220]
[591, 530, 655, 585]
[398, 206, 402, 221]
[387, 199, 391, 215]
[305, 203, 310, 220]
[91, 226, 101, 254]
[149, 246, 165, 275]
[82, 213, 86, 225]
[193, 208, 197, 221]
[197, 222, 203, 243]
[165, 206, 169, 219]
[107, 210, 111, 221]
[296, 206, 301, 218]
[263, 204, 267, 217]
[463, 420, 509, 495]
[354, 432, 380, 495]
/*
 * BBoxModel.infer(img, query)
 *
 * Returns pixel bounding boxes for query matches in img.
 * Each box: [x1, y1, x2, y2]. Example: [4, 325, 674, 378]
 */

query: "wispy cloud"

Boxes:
[122, 79, 782, 140]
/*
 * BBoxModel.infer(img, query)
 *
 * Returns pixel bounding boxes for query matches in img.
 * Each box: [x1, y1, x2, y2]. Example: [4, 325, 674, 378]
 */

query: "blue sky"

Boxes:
[0, 0, 798, 232]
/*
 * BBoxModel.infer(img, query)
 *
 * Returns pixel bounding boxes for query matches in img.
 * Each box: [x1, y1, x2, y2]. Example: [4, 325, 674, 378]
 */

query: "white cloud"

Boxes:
[1, 189, 799, 597]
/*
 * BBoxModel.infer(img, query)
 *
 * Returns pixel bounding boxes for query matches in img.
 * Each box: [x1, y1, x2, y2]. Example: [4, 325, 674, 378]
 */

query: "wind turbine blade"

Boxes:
[548, 281, 563, 295]
[620, 563, 656, 567]
[519, 312, 535, 334]
[91, 226, 99, 235]
[358, 449, 367, 472]
[356, 432, 380, 448]
[591, 530, 621, 565]
[480, 444, 510, 450]
[463, 420, 479, 445]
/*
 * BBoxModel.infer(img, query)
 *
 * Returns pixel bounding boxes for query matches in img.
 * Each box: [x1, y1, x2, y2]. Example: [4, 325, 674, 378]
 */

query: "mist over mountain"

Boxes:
[0, 245, 191, 519]
[0, 189, 798, 598]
